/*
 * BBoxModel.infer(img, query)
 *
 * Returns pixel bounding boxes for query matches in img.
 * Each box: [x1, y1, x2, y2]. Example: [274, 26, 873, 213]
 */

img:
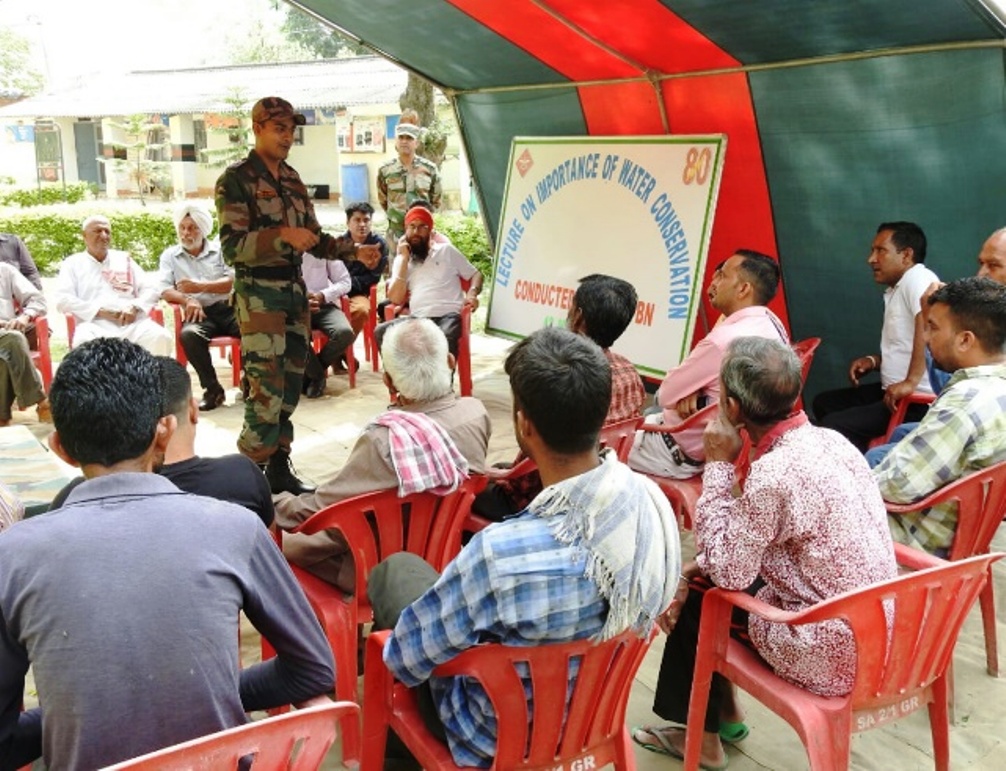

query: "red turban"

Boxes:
[404, 207, 434, 229]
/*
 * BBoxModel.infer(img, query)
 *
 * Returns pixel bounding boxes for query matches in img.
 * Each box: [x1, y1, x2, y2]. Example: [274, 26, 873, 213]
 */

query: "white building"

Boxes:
[0, 57, 469, 209]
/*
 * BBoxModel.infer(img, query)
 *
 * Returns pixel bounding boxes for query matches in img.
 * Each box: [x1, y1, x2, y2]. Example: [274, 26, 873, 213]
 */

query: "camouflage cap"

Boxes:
[252, 97, 306, 126]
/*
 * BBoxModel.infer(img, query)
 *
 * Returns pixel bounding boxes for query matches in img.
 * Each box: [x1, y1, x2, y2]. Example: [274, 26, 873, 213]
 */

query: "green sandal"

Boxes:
[718, 721, 749, 744]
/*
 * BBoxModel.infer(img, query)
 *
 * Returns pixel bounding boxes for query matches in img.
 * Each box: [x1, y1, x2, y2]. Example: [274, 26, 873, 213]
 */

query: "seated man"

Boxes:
[158, 202, 239, 411]
[0, 231, 42, 289]
[49, 357, 274, 525]
[0, 480, 23, 533]
[0, 262, 50, 426]
[813, 221, 938, 451]
[866, 227, 1006, 467]
[367, 327, 679, 767]
[157, 357, 274, 527]
[342, 201, 388, 337]
[875, 276, 1006, 555]
[301, 249, 355, 398]
[634, 337, 896, 768]
[376, 206, 483, 357]
[0, 338, 333, 770]
[274, 318, 492, 592]
[628, 249, 788, 479]
[473, 272, 646, 521]
[56, 215, 172, 356]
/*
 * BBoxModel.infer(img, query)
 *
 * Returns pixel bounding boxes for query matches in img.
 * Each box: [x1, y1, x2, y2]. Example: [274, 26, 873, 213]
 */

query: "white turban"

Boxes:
[173, 202, 214, 238]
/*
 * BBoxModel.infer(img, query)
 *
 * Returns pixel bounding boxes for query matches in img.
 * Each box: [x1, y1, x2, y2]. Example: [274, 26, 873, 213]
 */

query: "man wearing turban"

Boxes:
[157, 202, 239, 411]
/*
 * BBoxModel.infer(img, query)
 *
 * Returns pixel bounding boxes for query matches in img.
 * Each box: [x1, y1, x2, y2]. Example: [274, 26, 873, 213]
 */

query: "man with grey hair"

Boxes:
[635, 336, 896, 768]
[158, 203, 239, 411]
[273, 318, 491, 592]
[56, 215, 172, 355]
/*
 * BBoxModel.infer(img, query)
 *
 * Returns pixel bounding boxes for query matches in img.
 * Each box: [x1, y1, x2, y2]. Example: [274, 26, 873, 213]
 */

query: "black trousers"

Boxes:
[179, 302, 241, 392]
[812, 383, 928, 452]
[652, 576, 760, 733]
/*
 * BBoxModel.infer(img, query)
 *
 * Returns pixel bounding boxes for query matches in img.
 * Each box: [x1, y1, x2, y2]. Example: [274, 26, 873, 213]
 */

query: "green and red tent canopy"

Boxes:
[296, 0, 1006, 397]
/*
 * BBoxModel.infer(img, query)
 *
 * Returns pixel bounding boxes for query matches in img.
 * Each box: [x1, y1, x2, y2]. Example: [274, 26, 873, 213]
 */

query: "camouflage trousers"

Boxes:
[233, 276, 309, 463]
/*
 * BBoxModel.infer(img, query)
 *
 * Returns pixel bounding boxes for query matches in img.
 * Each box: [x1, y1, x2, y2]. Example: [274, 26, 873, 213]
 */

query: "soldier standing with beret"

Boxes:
[215, 96, 382, 494]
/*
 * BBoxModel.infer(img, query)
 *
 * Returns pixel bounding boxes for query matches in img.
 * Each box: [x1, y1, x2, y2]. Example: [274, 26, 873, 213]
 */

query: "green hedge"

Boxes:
[0, 209, 176, 275]
[435, 213, 492, 282]
[0, 183, 93, 208]
[0, 205, 493, 281]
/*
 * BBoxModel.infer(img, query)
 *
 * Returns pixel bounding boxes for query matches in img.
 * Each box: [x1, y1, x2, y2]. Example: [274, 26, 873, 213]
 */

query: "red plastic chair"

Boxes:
[598, 414, 644, 461]
[362, 626, 655, 770]
[358, 284, 379, 372]
[868, 391, 937, 449]
[66, 306, 165, 348]
[169, 302, 242, 387]
[683, 545, 1004, 771]
[383, 277, 474, 397]
[638, 403, 719, 530]
[28, 315, 53, 391]
[886, 458, 1006, 676]
[99, 701, 360, 770]
[791, 336, 820, 410]
[266, 480, 485, 712]
[307, 294, 362, 390]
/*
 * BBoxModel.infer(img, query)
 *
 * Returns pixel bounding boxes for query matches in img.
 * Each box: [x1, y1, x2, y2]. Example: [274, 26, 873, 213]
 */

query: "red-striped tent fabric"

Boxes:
[296, 0, 1006, 396]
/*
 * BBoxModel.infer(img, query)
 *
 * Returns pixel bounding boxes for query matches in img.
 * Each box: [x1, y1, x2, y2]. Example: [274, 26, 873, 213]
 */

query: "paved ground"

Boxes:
[12, 325, 1006, 770]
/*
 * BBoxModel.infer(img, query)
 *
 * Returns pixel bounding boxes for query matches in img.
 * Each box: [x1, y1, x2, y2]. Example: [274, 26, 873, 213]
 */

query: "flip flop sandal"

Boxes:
[631, 725, 729, 770]
[719, 721, 749, 744]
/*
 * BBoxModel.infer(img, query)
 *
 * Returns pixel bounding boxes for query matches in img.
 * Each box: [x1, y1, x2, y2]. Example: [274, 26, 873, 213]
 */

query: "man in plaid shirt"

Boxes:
[875, 276, 1006, 554]
[368, 327, 679, 767]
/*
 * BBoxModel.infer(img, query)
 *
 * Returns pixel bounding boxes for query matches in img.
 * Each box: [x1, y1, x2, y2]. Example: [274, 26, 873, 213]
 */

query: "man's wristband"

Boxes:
[866, 355, 878, 369]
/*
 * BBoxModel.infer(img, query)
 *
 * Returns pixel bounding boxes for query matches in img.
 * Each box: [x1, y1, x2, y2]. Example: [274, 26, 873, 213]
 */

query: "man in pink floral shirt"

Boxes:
[633, 337, 896, 768]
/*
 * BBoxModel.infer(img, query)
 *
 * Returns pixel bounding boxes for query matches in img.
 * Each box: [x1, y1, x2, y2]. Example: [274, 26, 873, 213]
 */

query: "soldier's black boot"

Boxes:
[265, 449, 316, 495]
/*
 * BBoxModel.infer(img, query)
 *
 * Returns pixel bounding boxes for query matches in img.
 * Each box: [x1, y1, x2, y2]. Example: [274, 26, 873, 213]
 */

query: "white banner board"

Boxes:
[486, 135, 726, 377]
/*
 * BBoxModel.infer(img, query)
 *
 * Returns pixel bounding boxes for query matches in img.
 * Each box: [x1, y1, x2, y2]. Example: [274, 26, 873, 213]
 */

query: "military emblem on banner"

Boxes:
[516, 148, 534, 177]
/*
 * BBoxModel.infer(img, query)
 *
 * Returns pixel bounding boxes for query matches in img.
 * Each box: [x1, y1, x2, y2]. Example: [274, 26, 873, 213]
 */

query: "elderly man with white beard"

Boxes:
[158, 202, 240, 411]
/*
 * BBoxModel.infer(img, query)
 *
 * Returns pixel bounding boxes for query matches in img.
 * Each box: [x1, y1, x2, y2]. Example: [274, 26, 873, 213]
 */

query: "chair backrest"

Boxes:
[791, 337, 820, 383]
[598, 415, 643, 461]
[778, 552, 1003, 724]
[887, 458, 1006, 563]
[100, 701, 359, 770]
[431, 628, 654, 768]
[293, 479, 483, 611]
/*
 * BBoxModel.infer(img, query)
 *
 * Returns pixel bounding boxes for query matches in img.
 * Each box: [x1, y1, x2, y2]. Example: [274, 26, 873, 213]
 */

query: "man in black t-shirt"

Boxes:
[50, 358, 273, 526]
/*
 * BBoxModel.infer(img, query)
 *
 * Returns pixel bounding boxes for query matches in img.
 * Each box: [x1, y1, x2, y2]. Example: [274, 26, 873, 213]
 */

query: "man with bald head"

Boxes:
[158, 202, 239, 411]
[55, 215, 172, 356]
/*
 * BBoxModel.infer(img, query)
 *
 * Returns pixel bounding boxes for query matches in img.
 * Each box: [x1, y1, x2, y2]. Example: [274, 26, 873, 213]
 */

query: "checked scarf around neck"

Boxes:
[527, 450, 681, 640]
[373, 410, 469, 496]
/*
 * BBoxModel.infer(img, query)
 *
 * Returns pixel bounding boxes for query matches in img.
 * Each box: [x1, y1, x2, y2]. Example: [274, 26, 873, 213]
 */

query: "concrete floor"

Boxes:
[14, 324, 1006, 770]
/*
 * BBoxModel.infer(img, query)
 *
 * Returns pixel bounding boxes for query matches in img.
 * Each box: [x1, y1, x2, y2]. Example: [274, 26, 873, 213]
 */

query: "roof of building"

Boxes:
[0, 56, 407, 118]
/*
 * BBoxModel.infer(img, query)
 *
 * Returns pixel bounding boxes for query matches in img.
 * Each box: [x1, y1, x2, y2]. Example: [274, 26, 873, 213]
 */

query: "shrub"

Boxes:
[434, 213, 492, 282]
[0, 183, 93, 208]
[0, 208, 176, 274]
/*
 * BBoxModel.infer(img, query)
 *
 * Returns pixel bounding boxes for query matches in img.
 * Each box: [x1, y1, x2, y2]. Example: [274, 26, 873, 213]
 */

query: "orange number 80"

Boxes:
[682, 147, 711, 185]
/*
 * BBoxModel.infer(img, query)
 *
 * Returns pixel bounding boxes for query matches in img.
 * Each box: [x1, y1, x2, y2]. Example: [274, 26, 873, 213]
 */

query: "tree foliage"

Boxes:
[201, 89, 254, 168]
[0, 27, 45, 97]
[101, 115, 172, 205]
[280, 8, 367, 58]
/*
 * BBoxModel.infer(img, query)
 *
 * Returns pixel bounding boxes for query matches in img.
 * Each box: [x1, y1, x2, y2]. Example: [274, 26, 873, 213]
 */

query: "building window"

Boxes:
[293, 126, 304, 146]
[145, 124, 169, 162]
[193, 119, 207, 155]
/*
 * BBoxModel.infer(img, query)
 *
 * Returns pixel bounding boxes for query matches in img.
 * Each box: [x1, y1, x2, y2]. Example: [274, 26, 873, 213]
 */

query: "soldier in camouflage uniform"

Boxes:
[215, 96, 382, 495]
[376, 117, 442, 243]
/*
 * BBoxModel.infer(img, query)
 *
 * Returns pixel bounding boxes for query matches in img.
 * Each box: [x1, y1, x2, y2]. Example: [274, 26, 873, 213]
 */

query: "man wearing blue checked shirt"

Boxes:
[366, 326, 680, 767]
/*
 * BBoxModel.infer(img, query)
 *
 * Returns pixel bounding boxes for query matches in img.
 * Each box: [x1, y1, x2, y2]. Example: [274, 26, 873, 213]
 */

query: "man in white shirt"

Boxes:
[301, 252, 354, 398]
[158, 203, 238, 411]
[0, 263, 49, 426]
[56, 215, 172, 356]
[377, 206, 482, 357]
[813, 221, 939, 451]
